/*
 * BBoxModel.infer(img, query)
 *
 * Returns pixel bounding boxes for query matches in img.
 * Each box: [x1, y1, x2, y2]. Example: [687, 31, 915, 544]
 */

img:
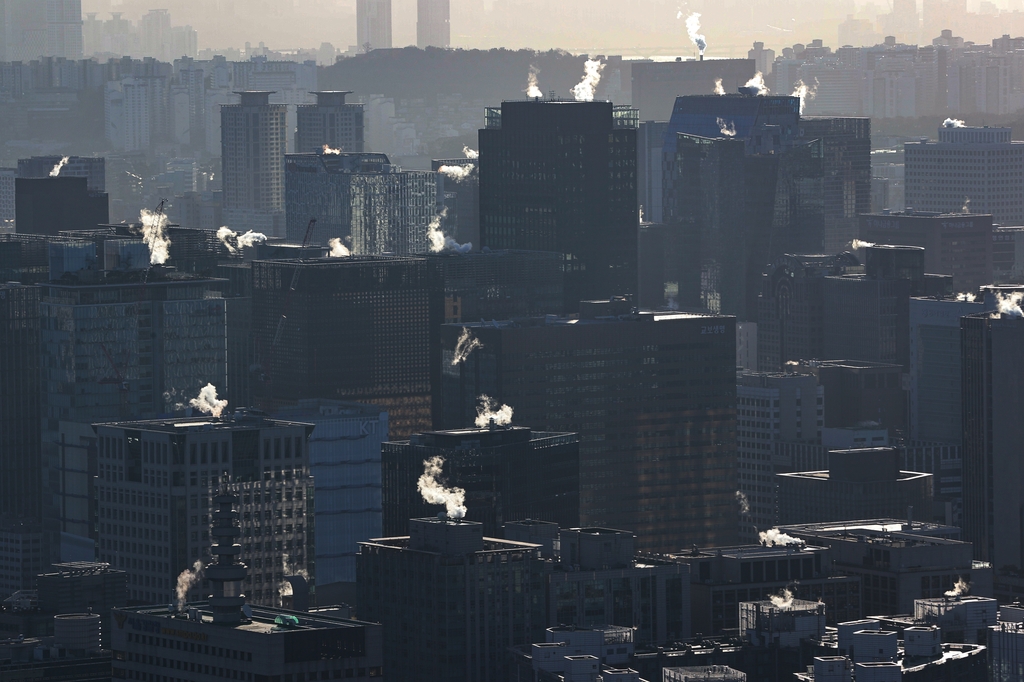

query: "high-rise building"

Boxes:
[0, 518, 44, 599]
[417, 0, 450, 48]
[17, 156, 105, 192]
[859, 211, 993, 292]
[295, 91, 365, 155]
[757, 252, 862, 372]
[736, 372, 823, 541]
[15, 177, 109, 236]
[36, 562, 127, 646]
[271, 400, 388, 588]
[479, 100, 639, 311]
[0, 283, 41, 522]
[0, 0, 81, 61]
[45, 0, 83, 60]
[961, 309, 1024, 569]
[432, 157, 479, 248]
[631, 60, 757, 122]
[356, 0, 392, 51]
[439, 300, 738, 553]
[790, 360, 907, 433]
[358, 517, 545, 682]
[221, 91, 288, 237]
[777, 448, 933, 526]
[381, 425, 580, 537]
[909, 296, 983, 443]
[94, 413, 315, 606]
[638, 121, 669, 225]
[251, 256, 444, 439]
[905, 125, 1024, 225]
[284, 152, 437, 252]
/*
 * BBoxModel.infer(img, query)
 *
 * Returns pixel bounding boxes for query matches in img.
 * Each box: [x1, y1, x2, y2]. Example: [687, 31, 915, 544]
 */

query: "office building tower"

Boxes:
[296, 91, 365, 155]
[252, 256, 444, 439]
[638, 121, 669, 224]
[284, 152, 437, 252]
[736, 372, 823, 541]
[417, 0, 450, 48]
[962, 309, 1024, 568]
[790, 359, 908, 433]
[0, 283, 41, 521]
[214, 262, 254, 409]
[113, 493, 382, 680]
[17, 156, 105, 192]
[909, 296, 983, 443]
[382, 426, 580, 537]
[757, 252, 862, 372]
[0, 613, 111, 682]
[356, 0, 392, 51]
[672, 543, 861, 634]
[94, 413, 315, 606]
[439, 301, 738, 553]
[432, 157, 479, 248]
[905, 125, 1024, 225]
[221, 92, 288, 237]
[637, 220, 701, 310]
[990, 605, 1024, 682]
[0, 168, 14, 229]
[0, 518, 44, 599]
[36, 562, 127, 646]
[427, 249, 564, 323]
[358, 517, 545, 682]
[15, 177, 108, 236]
[45, 0, 83, 60]
[272, 401, 388, 588]
[777, 448, 933, 526]
[859, 211, 993, 292]
[801, 117, 872, 254]
[0, 0, 81, 61]
[631, 60, 757, 122]
[780, 521, 992, 617]
[479, 100, 639, 311]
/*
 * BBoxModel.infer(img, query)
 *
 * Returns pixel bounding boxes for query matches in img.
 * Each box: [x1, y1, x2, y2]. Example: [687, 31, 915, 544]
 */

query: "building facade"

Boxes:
[417, 0, 450, 48]
[15, 177, 108, 236]
[356, 0, 392, 51]
[295, 91, 365, 155]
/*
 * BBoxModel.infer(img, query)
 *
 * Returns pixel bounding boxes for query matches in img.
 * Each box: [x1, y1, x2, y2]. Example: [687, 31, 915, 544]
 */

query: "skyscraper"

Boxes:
[15, 177, 109, 236]
[45, 0, 83, 60]
[417, 0, 450, 48]
[356, 0, 392, 51]
[962, 309, 1024, 569]
[221, 91, 288, 237]
[631, 60, 757, 122]
[439, 300, 738, 553]
[479, 100, 639, 311]
[295, 91, 365, 155]
[0, 0, 81, 61]
[0, 283, 41, 521]
[252, 256, 444, 439]
[17, 156, 104, 192]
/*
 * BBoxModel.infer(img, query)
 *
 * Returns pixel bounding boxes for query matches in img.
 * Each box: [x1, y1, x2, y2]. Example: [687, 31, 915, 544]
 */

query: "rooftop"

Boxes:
[93, 410, 313, 434]
[115, 603, 374, 635]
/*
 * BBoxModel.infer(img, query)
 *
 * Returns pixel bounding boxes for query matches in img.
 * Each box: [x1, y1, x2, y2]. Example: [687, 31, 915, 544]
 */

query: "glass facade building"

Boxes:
[295, 91, 365, 155]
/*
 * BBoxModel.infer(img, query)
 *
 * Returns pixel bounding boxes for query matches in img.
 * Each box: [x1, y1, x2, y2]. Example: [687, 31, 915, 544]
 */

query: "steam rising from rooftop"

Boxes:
[713, 79, 725, 96]
[526, 65, 543, 99]
[428, 208, 472, 254]
[735, 490, 750, 514]
[418, 456, 467, 520]
[740, 73, 768, 96]
[995, 291, 1024, 318]
[175, 560, 203, 611]
[571, 59, 605, 102]
[945, 577, 970, 598]
[452, 327, 483, 365]
[943, 118, 966, 128]
[49, 156, 70, 177]
[684, 13, 707, 55]
[322, 144, 342, 155]
[770, 588, 795, 609]
[189, 384, 228, 418]
[717, 117, 737, 137]
[217, 226, 267, 254]
[139, 208, 172, 265]
[328, 238, 351, 257]
[759, 528, 804, 547]
[475, 394, 514, 428]
[792, 79, 817, 114]
[956, 292, 977, 302]
[463, 146, 479, 160]
[851, 239, 874, 250]
[438, 164, 474, 182]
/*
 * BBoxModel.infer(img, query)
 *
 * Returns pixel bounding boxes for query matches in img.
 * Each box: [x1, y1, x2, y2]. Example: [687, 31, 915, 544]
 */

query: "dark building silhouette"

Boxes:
[36, 562, 127, 646]
[0, 283, 41, 521]
[757, 252, 862, 372]
[961, 309, 1024, 570]
[637, 220, 700, 310]
[296, 91, 365, 154]
[221, 91, 287, 237]
[479, 100, 639, 311]
[790, 359, 908, 432]
[15, 177, 109, 236]
[17, 156, 105, 191]
[252, 256, 444, 438]
[439, 300, 738, 553]
[381, 426, 580, 536]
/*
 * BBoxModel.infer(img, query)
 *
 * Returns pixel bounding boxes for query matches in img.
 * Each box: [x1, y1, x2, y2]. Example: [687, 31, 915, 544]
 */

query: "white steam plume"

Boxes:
[475, 394, 514, 428]
[463, 146, 479, 159]
[685, 13, 707, 55]
[452, 327, 484, 365]
[736, 490, 750, 514]
[571, 59, 605, 102]
[714, 78, 726, 96]
[49, 156, 70, 177]
[759, 528, 804, 547]
[851, 239, 874, 249]
[943, 118, 966, 128]
[770, 588, 795, 609]
[175, 560, 203, 611]
[438, 164, 475, 182]
[217, 226, 267, 254]
[418, 456, 467, 519]
[963, 197, 971, 213]
[639, 205, 645, 223]
[717, 117, 737, 137]
[189, 383, 228, 418]
[328, 238, 351, 258]
[428, 208, 472, 254]
[741, 72, 768, 96]
[945, 577, 970, 598]
[956, 292, 977, 302]
[526, 65, 543, 98]
[792, 79, 817, 114]
[322, 144, 342, 155]
[140, 208, 172, 265]
[995, 291, 1024, 318]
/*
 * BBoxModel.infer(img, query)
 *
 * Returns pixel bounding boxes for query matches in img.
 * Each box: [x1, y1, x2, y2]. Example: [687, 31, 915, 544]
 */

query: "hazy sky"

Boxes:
[82, 0, 1024, 57]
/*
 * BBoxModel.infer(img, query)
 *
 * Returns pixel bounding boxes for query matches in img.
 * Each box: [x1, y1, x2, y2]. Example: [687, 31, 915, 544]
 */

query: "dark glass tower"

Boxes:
[479, 100, 639, 311]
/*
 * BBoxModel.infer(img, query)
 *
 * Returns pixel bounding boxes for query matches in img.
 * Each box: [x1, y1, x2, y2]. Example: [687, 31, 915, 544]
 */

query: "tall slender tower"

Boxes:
[207, 488, 247, 625]
[221, 91, 287, 237]
[356, 0, 392, 51]
[417, 0, 450, 48]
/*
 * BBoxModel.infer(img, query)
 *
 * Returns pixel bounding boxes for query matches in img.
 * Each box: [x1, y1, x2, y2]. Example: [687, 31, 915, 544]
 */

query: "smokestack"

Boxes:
[700, 54, 704, 61]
